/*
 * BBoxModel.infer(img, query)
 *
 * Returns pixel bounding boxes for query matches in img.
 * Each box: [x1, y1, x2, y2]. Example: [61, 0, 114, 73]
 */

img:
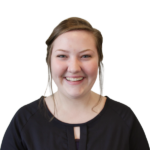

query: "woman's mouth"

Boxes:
[64, 77, 85, 85]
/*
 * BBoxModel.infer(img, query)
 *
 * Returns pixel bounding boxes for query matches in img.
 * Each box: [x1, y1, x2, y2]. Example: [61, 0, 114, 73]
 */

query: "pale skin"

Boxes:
[45, 93, 106, 139]
[45, 30, 107, 139]
[46, 30, 104, 120]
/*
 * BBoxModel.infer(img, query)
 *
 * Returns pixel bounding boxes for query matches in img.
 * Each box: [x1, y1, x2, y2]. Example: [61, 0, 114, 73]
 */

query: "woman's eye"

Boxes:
[57, 55, 91, 58]
[82, 55, 91, 58]
[57, 55, 66, 58]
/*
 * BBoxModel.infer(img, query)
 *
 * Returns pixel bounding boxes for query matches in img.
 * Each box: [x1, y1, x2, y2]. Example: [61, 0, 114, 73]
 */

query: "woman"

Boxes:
[1, 17, 149, 150]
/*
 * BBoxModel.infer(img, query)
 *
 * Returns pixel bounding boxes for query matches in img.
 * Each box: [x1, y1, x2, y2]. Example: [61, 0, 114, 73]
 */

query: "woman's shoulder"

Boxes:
[16, 96, 43, 115]
[106, 96, 131, 111]
[11, 96, 44, 130]
[106, 95, 138, 126]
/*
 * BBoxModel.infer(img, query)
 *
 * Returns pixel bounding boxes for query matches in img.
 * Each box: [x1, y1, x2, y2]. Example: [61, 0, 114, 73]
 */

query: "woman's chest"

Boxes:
[50, 97, 107, 141]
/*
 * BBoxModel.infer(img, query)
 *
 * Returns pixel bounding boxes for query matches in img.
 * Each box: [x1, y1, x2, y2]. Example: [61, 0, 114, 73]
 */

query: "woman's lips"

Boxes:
[64, 77, 85, 85]
[65, 76, 84, 78]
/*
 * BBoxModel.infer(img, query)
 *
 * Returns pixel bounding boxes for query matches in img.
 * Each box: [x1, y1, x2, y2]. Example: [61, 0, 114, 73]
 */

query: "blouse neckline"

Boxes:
[44, 95, 108, 126]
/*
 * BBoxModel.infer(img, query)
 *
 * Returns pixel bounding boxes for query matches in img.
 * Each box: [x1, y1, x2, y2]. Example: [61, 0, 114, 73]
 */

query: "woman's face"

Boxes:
[51, 30, 99, 98]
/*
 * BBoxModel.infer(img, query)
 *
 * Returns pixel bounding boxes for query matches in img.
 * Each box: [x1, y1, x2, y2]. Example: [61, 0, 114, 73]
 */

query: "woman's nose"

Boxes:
[68, 60, 81, 73]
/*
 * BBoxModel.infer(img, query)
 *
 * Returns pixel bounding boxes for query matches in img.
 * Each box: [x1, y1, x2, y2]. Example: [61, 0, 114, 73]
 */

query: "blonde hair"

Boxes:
[40, 17, 104, 122]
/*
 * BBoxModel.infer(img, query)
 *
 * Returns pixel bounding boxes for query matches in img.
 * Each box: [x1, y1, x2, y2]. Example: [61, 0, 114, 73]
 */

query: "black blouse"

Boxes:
[1, 95, 149, 150]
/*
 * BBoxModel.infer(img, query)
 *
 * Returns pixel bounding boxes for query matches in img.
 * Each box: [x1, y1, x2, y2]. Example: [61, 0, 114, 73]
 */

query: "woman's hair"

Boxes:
[39, 17, 104, 122]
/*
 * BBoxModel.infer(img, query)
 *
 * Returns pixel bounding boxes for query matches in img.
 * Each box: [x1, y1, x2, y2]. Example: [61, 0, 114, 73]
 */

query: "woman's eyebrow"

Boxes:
[55, 49, 94, 53]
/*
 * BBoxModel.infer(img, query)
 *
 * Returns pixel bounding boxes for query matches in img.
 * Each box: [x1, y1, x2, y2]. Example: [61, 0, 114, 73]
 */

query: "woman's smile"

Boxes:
[64, 77, 85, 85]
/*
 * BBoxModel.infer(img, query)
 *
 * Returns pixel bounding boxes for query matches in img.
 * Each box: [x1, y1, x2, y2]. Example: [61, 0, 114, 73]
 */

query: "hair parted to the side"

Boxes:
[39, 17, 104, 122]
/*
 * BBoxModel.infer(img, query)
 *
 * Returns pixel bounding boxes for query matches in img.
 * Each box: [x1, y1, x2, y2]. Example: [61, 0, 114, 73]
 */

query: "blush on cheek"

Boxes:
[85, 62, 98, 77]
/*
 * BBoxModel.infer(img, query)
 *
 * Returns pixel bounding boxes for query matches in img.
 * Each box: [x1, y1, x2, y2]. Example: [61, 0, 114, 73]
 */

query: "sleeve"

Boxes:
[129, 110, 150, 150]
[1, 108, 26, 150]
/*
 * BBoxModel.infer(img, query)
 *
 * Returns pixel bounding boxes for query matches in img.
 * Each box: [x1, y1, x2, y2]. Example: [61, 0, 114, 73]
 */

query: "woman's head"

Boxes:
[51, 30, 99, 99]
[43, 17, 104, 119]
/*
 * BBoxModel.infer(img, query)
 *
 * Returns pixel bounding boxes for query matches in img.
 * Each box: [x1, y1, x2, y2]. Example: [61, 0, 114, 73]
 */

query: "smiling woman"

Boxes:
[50, 30, 99, 104]
[1, 17, 149, 150]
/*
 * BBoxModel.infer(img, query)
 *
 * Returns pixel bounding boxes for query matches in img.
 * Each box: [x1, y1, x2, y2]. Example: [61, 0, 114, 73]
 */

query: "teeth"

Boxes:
[66, 77, 83, 81]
